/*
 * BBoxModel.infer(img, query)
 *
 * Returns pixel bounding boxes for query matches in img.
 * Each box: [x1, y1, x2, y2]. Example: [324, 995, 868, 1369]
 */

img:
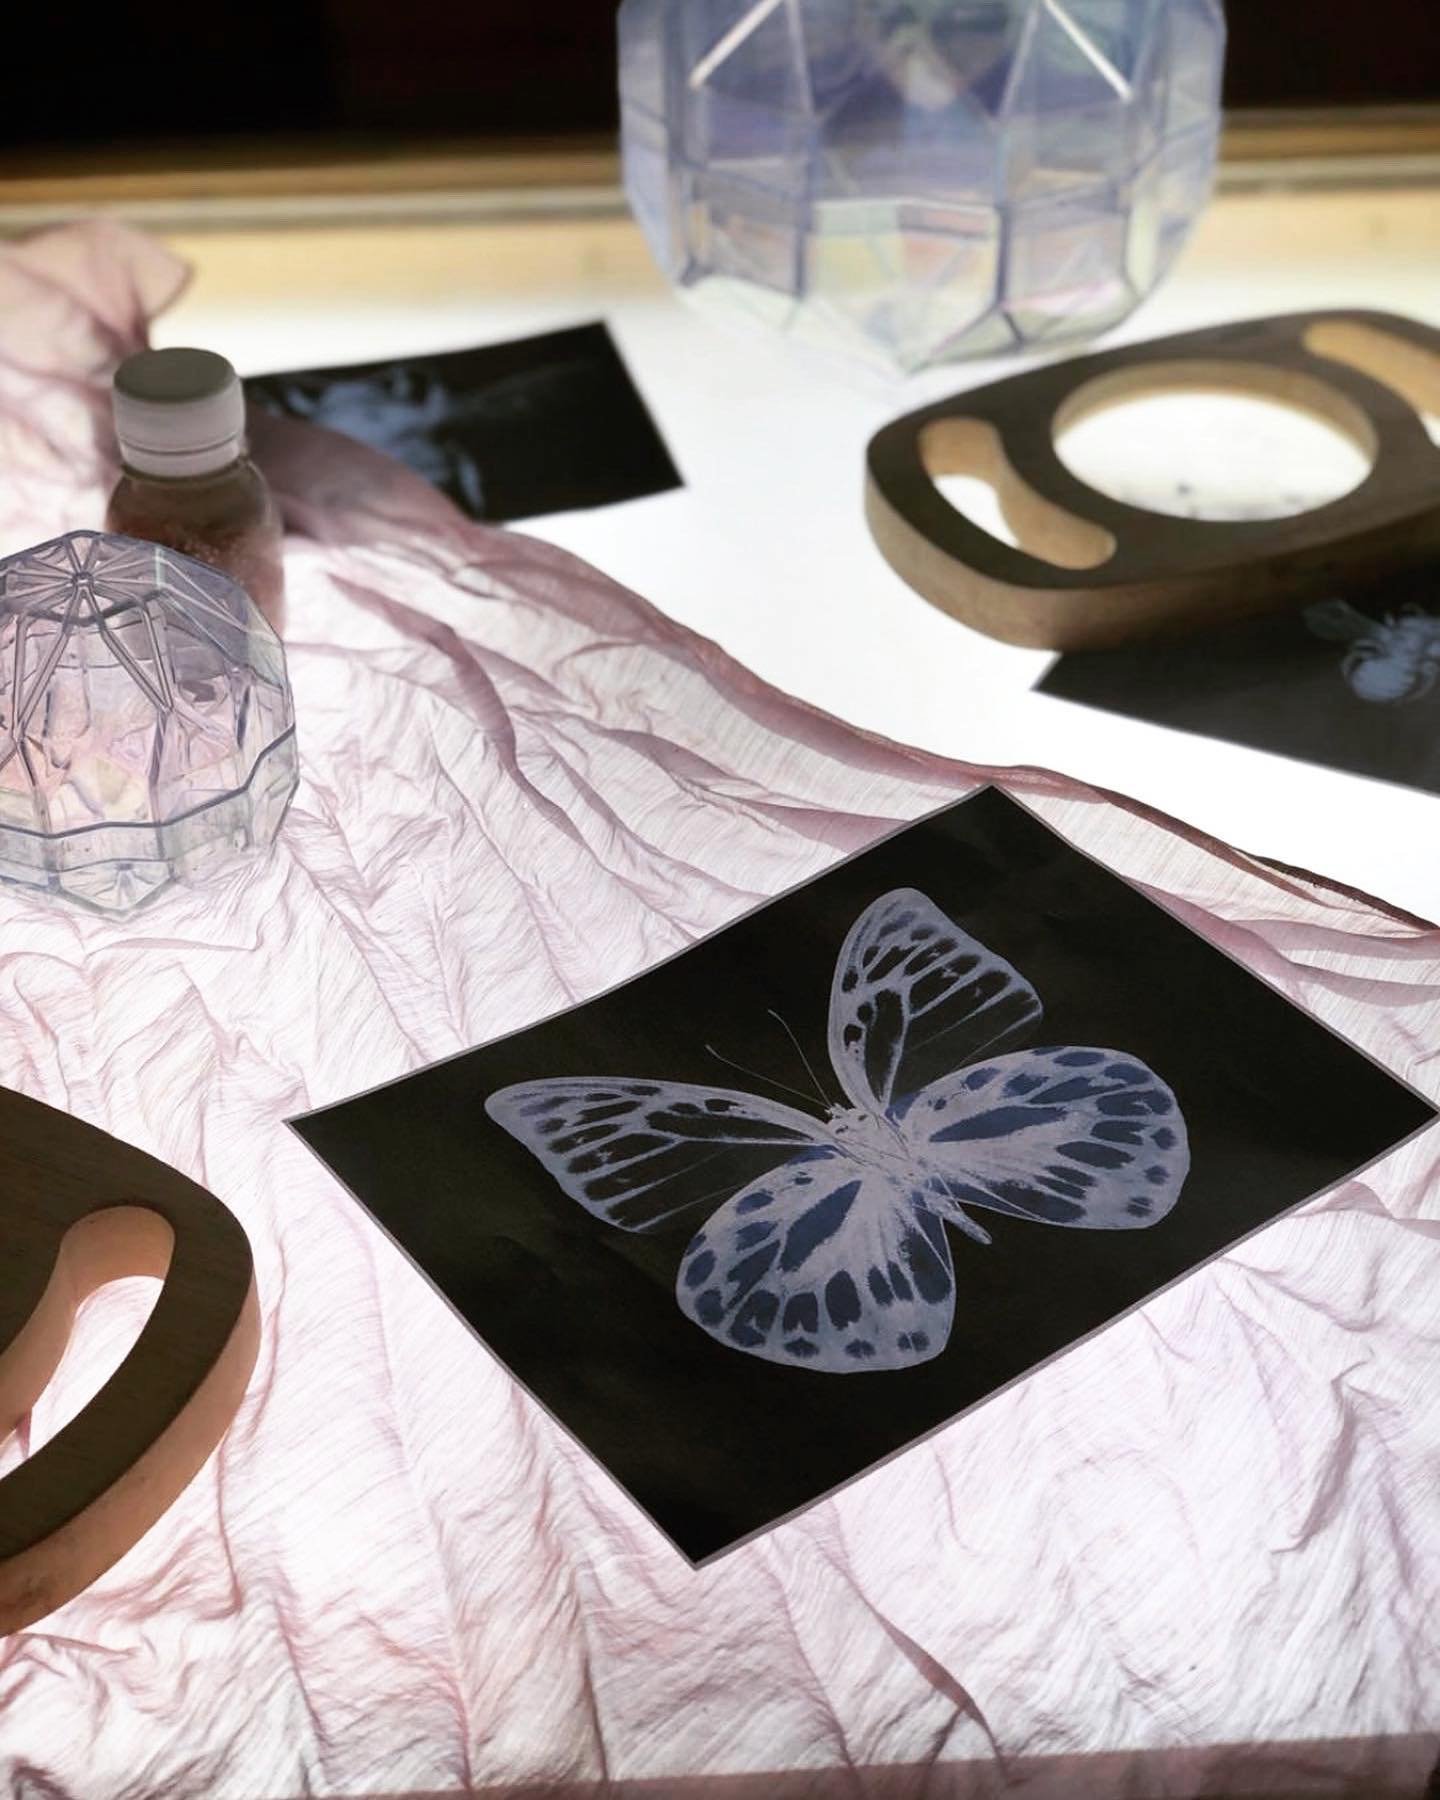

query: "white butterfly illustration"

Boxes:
[1305, 599, 1440, 705]
[485, 888, 1190, 1374]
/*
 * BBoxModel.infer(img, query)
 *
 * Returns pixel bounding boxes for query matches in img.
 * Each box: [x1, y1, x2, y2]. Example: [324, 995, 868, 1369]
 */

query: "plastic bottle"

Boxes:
[106, 347, 285, 630]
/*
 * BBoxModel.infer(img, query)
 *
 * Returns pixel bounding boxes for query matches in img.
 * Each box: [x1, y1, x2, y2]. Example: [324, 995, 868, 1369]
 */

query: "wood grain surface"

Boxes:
[0, 1088, 257, 1634]
[865, 309, 1440, 650]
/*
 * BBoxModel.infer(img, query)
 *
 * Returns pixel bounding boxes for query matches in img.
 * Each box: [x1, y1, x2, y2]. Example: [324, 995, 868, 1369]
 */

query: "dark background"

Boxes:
[0, 2, 1435, 154]
[294, 789, 1433, 1563]
[1037, 577, 1440, 799]
[247, 325, 682, 523]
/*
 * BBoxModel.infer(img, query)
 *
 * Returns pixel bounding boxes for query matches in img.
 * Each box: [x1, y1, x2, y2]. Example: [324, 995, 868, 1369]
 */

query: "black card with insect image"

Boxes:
[1036, 569, 1440, 798]
[246, 322, 681, 523]
[290, 788, 1434, 1562]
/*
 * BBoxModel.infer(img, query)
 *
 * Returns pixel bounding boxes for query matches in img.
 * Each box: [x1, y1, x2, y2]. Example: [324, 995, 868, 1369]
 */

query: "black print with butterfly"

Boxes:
[486, 890, 1191, 1374]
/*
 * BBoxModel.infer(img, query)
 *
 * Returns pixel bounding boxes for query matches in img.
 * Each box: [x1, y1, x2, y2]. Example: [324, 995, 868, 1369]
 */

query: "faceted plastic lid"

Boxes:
[0, 530, 298, 914]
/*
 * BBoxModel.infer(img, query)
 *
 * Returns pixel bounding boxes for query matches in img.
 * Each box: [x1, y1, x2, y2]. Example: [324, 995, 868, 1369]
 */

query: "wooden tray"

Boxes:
[0, 1089, 257, 1634]
[865, 310, 1440, 650]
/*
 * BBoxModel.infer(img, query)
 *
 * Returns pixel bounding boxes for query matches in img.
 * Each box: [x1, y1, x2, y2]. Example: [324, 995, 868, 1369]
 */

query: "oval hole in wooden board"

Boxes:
[1304, 320, 1440, 447]
[1054, 359, 1378, 522]
[919, 416, 1116, 570]
[929, 472, 1021, 550]
[0, 1276, 165, 1483]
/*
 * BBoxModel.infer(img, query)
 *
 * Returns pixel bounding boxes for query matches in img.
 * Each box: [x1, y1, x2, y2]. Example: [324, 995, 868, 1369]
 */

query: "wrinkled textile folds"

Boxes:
[0, 226, 1436, 1800]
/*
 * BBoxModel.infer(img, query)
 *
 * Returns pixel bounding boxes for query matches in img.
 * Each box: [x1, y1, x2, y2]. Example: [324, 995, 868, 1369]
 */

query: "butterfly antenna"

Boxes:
[767, 1009, 834, 1109]
[703, 1043, 817, 1108]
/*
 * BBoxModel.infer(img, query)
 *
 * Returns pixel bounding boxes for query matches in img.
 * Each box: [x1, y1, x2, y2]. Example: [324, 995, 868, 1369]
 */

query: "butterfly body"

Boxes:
[822, 1105, 905, 1169]
[821, 1105, 993, 1241]
[487, 888, 1190, 1375]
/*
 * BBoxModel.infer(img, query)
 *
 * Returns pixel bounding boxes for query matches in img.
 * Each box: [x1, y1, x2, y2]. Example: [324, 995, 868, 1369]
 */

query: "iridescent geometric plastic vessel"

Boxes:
[620, 0, 1225, 373]
[0, 531, 298, 914]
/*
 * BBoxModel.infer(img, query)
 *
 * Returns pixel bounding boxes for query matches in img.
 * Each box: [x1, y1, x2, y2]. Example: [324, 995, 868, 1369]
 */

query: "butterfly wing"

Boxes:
[897, 1047, 1189, 1230]
[675, 1156, 955, 1372]
[485, 1079, 831, 1229]
[829, 888, 1042, 1113]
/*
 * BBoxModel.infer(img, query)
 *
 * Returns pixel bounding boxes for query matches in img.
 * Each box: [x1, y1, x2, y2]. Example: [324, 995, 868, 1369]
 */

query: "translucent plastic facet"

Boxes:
[0, 531, 298, 914]
[619, 0, 1225, 373]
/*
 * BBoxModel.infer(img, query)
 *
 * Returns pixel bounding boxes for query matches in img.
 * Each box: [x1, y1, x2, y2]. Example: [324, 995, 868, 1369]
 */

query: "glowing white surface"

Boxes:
[156, 188, 1440, 920]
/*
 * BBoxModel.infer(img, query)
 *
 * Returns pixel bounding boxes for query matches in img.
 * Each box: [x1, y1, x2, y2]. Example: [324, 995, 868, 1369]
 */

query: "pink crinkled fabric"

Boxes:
[0, 223, 1437, 1800]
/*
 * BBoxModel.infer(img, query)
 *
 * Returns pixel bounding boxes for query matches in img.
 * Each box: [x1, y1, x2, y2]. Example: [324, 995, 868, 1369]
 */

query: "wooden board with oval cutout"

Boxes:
[865, 310, 1440, 651]
[0, 1087, 257, 1633]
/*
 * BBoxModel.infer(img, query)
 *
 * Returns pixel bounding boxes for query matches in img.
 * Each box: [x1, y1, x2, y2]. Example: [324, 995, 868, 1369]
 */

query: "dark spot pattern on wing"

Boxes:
[857, 991, 904, 1102]
[676, 1159, 960, 1374]
[901, 1214, 952, 1304]
[831, 890, 1042, 1110]
[779, 1179, 862, 1273]
[1035, 1163, 1095, 1202]
[729, 1290, 780, 1347]
[932, 1103, 1066, 1143]
[726, 1243, 779, 1303]
[553, 1123, 631, 1156]
[695, 1289, 723, 1325]
[990, 1180, 1084, 1223]
[918, 1048, 1188, 1230]
[573, 1101, 635, 1126]
[1059, 1140, 1130, 1170]
[1097, 1089, 1173, 1118]
[824, 1271, 862, 1330]
[1094, 1121, 1144, 1145]
[648, 1101, 814, 1141]
[567, 1130, 663, 1169]
[783, 1293, 819, 1335]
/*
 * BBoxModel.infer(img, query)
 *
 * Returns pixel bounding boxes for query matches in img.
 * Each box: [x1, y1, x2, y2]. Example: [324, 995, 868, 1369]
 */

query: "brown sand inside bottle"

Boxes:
[106, 461, 285, 632]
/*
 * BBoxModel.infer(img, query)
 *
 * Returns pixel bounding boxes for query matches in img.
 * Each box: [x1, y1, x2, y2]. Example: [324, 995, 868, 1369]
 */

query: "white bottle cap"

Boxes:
[113, 347, 246, 478]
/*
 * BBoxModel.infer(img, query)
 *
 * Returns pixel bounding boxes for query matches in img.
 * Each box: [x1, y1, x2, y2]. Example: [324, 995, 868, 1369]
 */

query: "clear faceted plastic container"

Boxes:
[620, 0, 1226, 373]
[0, 530, 298, 914]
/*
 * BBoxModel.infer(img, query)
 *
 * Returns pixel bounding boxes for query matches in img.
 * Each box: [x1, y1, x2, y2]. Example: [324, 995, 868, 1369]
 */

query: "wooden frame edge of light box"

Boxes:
[0, 106, 1438, 232]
